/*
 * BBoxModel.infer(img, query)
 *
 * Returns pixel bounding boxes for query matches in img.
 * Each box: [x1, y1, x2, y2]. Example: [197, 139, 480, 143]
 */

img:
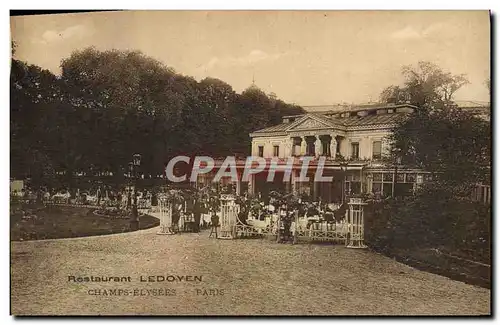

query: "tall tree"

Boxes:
[381, 61, 469, 111]
[60, 47, 185, 175]
[485, 78, 491, 96]
[12, 46, 306, 182]
[379, 85, 409, 104]
[10, 52, 68, 181]
[383, 62, 490, 194]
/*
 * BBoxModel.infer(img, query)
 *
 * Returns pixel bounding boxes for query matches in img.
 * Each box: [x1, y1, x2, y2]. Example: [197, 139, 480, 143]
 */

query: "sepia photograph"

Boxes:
[9, 10, 491, 316]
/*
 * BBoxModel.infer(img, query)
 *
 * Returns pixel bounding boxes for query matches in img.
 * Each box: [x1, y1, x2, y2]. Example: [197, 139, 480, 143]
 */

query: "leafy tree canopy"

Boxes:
[382, 61, 490, 192]
[10, 46, 305, 183]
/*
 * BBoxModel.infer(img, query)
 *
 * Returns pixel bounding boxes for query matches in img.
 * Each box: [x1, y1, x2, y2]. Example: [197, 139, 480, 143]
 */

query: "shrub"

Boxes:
[365, 187, 491, 263]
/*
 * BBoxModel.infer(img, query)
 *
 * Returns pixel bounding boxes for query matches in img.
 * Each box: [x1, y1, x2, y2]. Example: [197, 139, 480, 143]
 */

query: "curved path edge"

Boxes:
[11, 213, 161, 243]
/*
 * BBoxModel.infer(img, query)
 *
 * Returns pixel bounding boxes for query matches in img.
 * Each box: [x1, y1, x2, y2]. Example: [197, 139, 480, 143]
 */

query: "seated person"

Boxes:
[323, 211, 335, 222]
[306, 205, 320, 218]
[237, 206, 249, 224]
[298, 204, 307, 218]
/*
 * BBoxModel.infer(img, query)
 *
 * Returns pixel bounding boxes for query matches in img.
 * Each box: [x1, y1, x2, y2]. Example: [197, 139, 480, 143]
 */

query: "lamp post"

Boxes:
[339, 161, 349, 205]
[130, 153, 141, 231]
[127, 162, 133, 209]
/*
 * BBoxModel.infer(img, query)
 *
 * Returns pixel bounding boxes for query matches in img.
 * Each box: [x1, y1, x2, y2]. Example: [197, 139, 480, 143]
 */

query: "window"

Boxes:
[396, 173, 417, 196]
[371, 173, 386, 196]
[372, 141, 382, 159]
[258, 146, 264, 157]
[371, 172, 420, 198]
[350, 182, 361, 194]
[273, 145, 279, 157]
[383, 173, 393, 182]
[371, 172, 394, 198]
[372, 182, 382, 194]
[396, 183, 414, 196]
[345, 175, 361, 195]
[292, 138, 301, 156]
[372, 173, 382, 182]
[382, 183, 393, 197]
[351, 142, 359, 159]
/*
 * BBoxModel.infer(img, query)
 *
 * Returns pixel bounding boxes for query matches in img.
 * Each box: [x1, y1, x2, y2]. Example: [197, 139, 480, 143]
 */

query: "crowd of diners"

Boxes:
[11, 185, 153, 209]
[12, 183, 355, 237]
[233, 191, 351, 240]
[154, 186, 353, 234]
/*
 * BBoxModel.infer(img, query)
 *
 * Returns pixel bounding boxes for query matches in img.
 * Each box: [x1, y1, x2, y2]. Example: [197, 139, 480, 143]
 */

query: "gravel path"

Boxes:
[11, 225, 490, 316]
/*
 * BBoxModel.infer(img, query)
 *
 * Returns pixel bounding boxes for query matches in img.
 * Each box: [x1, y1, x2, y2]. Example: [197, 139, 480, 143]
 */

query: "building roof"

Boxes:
[252, 123, 290, 134]
[454, 100, 490, 108]
[303, 101, 490, 112]
[302, 104, 351, 112]
[252, 110, 405, 135]
[252, 101, 491, 135]
[310, 104, 416, 115]
[252, 101, 489, 136]
[340, 113, 404, 126]
[309, 113, 343, 127]
[302, 102, 412, 113]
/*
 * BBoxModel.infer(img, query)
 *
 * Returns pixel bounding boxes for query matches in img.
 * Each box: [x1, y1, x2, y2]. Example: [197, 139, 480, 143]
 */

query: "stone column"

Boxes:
[330, 135, 337, 159]
[289, 137, 296, 156]
[314, 136, 322, 157]
[300, 136, 307, 156]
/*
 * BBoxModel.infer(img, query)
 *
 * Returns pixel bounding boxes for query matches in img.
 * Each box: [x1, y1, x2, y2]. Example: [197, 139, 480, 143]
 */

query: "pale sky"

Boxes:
[11, 10, 490, 106]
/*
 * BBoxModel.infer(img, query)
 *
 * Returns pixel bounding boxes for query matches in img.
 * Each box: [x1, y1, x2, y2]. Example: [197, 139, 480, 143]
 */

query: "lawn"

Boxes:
[10, 203, 159, 241]
[368, 245, 491, 289]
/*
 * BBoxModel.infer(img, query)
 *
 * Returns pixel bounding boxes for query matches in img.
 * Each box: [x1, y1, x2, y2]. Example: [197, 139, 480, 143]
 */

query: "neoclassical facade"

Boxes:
[246, 103, 429, 202]
[195, 103, 435, 203]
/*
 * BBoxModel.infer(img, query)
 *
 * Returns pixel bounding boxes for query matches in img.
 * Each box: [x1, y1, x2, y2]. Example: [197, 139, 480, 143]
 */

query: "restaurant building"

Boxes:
[246, 103, 429, 202]
[195, 103, 432, 203]
[194, 100, 490, 203]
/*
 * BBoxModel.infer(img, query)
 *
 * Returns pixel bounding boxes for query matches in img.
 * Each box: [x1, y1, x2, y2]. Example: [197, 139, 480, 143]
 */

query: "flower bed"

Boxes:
[93, 207, 131, 219]
[10, 204, 159, 241]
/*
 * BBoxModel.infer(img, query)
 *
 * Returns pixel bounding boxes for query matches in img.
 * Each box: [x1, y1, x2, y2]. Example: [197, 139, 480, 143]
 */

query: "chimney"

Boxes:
[386, 95, 397, 106]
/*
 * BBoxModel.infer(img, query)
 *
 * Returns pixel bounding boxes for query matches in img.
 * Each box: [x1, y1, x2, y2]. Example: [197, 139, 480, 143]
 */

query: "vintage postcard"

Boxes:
[9, 10, 491, 316]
